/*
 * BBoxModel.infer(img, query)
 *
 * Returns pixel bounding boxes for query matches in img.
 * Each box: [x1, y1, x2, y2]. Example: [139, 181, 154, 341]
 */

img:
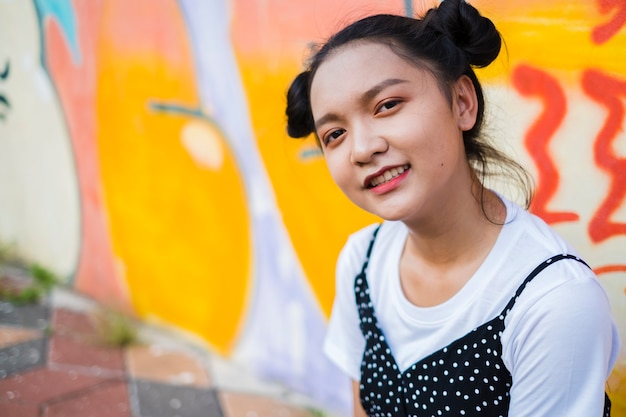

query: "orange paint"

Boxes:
[595, 265, 626, 275]
[512, 64, 580, 224]
[592, 0, 626, 44]
[231, 0, 436, 55]
[43, 0, 129, 310]
[582, 69, 626, 243]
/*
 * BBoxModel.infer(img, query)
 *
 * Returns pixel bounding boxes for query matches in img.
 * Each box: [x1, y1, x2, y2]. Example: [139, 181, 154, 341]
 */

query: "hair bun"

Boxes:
[286, 71, 315, 138]
[431, 0, 501, 68]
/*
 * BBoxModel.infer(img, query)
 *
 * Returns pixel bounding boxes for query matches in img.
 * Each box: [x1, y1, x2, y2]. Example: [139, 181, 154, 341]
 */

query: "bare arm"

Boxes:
[352, 380, 368, 417]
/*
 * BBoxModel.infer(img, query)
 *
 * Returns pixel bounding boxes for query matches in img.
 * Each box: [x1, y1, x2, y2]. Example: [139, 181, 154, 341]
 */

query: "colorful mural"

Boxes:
[1, 0, 624, 413]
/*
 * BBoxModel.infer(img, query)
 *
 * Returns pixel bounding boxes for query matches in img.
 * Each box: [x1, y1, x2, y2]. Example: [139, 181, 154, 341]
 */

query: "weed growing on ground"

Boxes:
[307, 408, 328, 417]
[0, 250, 60, 304]
[30, 263, 59, 292]
[93, 308, 140, 347]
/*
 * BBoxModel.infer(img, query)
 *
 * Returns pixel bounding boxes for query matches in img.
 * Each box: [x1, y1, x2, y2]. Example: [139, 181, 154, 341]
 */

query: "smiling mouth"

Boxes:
[368, 164, 410, 188]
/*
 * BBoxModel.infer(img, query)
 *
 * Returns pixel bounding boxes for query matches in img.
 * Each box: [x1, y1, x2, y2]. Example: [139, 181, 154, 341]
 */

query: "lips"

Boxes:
[366, 164, 410, 188]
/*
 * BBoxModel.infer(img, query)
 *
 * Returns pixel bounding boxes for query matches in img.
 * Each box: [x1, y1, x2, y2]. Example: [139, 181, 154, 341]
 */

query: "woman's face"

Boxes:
[309, 41, 477, 226]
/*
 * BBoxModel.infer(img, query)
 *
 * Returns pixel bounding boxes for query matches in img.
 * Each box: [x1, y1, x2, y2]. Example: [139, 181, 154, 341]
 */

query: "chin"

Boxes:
[367, 207, 409, 222]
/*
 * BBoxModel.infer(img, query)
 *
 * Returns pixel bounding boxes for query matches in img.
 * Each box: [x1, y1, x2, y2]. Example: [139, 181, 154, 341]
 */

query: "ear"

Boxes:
[454, 75, 478, 132]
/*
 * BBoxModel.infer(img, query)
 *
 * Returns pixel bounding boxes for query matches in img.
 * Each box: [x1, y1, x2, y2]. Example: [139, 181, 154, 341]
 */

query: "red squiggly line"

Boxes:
[512, 64, 580, 225]
[581, 69, 626, 243]
[592, 0, 626, 45]
[594, 265, 626, 275]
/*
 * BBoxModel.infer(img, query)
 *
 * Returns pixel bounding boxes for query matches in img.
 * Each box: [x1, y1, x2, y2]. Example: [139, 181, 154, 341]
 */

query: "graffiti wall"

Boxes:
[1, 0, 624, 413]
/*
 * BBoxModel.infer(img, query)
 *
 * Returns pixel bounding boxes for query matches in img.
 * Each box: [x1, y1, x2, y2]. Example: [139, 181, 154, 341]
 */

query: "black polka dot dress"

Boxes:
[355, 226, 611, 417]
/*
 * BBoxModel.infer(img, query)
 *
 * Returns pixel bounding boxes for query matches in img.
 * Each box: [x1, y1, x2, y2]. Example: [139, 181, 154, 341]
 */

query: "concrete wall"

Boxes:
[1, 0, 624, 413]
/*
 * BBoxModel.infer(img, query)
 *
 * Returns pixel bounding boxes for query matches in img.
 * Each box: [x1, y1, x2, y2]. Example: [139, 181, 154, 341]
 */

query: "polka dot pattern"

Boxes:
[356, 271, 511, 417]
[354, 226, 612, 417]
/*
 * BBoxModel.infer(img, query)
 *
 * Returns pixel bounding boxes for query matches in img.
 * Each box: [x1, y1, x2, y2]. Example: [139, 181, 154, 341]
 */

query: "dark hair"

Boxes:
[285, 0, 533, 208]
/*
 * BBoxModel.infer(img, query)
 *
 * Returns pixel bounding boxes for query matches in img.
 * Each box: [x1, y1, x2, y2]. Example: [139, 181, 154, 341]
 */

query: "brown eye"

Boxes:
[324, 128, 346, 145]
[376, 100, 400, 114]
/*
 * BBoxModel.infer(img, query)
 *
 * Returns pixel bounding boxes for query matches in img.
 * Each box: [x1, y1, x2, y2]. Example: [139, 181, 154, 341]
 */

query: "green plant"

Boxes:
[30, 263, 59, 291]
[0, 262, 59, 305]
[0, 285, 41, 304]
[94, 308, 140, 347]
[307, 408, 327, 417]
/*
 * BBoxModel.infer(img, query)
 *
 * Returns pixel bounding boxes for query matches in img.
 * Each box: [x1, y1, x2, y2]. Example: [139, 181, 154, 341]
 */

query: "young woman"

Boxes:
[286, 0, 620, 416]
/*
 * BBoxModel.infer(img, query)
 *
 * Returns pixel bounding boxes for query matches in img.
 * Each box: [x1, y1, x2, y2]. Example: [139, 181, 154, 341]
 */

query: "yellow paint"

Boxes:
[608, 362, 626, 415]
[473, 0, 626, 83]
[95, 1, 250, 355]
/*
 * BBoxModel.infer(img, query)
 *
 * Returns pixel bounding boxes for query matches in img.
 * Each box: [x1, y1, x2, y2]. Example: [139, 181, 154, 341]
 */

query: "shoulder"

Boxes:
[498, 197, 617, 356]
[516, 254, 608, 314]
[502, 255, 615, 362]
[501, 256, 619, 414]
[510, 257, 608, 320]
[501, 202, 608, 333]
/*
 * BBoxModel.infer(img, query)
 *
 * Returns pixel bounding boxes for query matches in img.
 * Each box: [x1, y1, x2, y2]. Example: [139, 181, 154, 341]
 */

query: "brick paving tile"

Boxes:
[0, 301, 48, 329]
[0, 284, 335, 417]
[125, 344, 212, 387]
[0, 401, 40, 417]
[51, 308, 100, 340]
[132, 379, 223, 417]
[219, 392, 314, 417]
[0, 367, 106, 404]
[0, 338, 46, 377]
[45, 379, 132, 417]
[0, 325, 42, 348]
[48, 334, 125, 376]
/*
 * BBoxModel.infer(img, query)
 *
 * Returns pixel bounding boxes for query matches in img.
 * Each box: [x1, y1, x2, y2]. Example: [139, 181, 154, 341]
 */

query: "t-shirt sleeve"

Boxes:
[502, 267, 620, 417]
[323, 229, 374, 381]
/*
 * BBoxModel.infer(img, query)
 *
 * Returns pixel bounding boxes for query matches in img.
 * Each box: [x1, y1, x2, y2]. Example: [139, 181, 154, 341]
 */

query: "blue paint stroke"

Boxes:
[405, 0, 413, 17]
[149, 102, 212, 122]
[148, 101, 226, 140]
[300, 147, 323, 160]
[34, 0, 81, 64]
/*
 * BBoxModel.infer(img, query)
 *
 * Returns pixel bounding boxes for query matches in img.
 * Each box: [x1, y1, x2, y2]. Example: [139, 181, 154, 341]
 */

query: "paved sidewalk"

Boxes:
[0, 268, 335, 417]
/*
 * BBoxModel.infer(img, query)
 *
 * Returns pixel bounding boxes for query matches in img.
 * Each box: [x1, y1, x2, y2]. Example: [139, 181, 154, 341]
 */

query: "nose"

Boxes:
[350, 124, 388, 165]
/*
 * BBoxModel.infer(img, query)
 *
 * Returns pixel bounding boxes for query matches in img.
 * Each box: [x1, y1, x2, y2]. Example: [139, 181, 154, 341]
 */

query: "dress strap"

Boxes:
[499, 254, 590, 318]
[354, 224, 383, 337]
[358, 224, 382, 277]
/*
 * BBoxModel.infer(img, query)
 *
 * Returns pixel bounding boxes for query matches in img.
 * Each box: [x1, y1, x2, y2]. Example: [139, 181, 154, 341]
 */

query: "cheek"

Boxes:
[324, 153, 352, 188]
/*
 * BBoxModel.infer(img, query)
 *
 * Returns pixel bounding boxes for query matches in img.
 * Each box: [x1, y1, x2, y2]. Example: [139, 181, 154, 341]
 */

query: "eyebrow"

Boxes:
[314, 78, 409, 130]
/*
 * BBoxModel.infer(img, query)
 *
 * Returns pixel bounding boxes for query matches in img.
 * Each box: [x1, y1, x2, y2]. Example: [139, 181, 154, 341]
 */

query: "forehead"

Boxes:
[309, 41, 432, 107]
[313, 41, 410, 85]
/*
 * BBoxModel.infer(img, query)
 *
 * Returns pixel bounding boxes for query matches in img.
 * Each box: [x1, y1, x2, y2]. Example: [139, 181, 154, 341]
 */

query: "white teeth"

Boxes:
[370, 165, 408, 187]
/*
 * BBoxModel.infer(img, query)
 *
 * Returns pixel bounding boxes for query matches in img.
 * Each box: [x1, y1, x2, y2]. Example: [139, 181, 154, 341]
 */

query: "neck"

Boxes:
[403, 180, 506, 267]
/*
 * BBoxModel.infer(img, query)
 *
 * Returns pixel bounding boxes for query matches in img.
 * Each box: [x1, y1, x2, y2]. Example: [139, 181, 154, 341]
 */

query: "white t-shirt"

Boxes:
[324, 196, 620, 417]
